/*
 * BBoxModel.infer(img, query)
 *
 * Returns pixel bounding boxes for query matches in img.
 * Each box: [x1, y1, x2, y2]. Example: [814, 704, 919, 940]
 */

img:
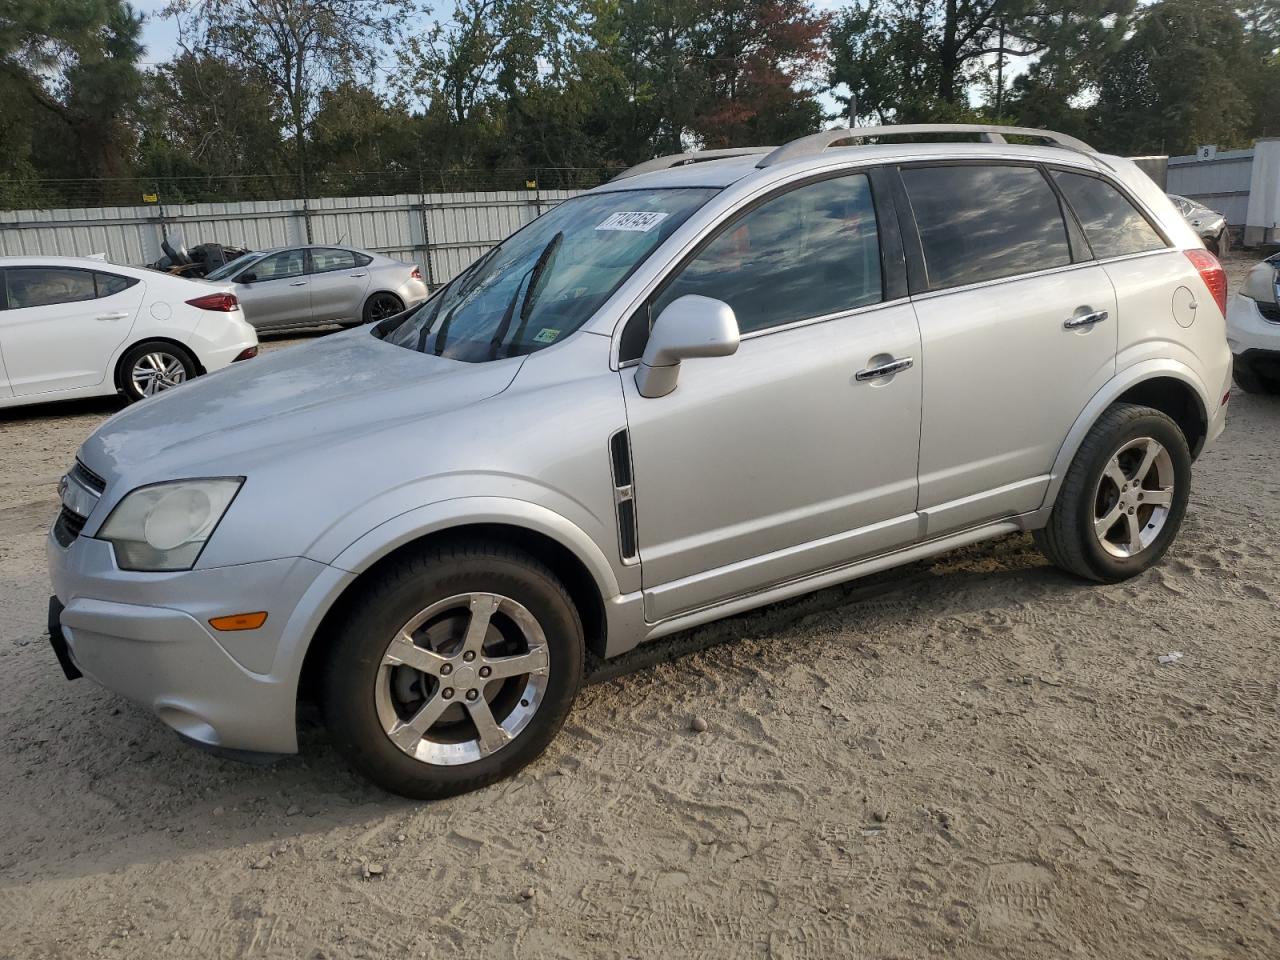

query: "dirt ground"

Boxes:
[2, 257, 1278, 959]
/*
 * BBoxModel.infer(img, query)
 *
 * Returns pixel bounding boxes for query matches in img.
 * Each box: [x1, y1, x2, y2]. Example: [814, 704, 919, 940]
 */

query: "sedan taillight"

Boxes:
[186, 292, 240, 312]
[410, 266, 423, 281]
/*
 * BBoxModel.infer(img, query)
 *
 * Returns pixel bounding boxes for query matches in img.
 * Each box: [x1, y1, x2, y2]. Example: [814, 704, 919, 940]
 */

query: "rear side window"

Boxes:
[311, 248, 358, 273]
[6, 268, 97, 309]
[901, 164, 1071, 290]
[1053, 171, 1166, 259]
[95, 272, 139, 297]
[653, 172, 883, 335]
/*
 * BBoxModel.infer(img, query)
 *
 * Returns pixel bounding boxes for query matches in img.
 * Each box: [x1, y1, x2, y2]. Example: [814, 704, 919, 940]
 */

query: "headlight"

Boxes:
[98, 478, 243, 571]
[1241, 261, 1279, 305]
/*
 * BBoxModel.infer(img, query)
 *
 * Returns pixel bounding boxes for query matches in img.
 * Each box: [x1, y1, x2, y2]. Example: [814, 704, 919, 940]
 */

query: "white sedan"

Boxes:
[0, 256, 259, 410]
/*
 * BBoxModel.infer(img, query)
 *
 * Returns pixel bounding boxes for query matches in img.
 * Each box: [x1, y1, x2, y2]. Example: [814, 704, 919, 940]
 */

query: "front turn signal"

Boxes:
[209, 611, 268, 631]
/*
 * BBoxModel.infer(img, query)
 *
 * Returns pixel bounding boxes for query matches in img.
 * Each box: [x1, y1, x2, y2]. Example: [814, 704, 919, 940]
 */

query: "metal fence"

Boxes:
[0, 184, 600, 286]
[1167, 148, 1254, 230]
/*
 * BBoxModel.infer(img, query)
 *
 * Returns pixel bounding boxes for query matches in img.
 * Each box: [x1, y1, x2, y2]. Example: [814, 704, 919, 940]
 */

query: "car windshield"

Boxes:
[206, 251, 263, 281]
[378, 187, 718, 362]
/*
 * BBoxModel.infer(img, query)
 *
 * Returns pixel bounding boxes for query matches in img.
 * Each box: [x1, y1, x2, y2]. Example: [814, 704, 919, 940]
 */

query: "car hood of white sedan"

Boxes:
[79, 327, 524, 481]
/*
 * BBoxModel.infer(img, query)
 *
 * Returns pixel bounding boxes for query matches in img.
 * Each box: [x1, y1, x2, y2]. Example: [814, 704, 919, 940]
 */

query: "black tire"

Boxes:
[116, 340, 199, 403]
[362, 292, 404, 325]
[321, 540, 584, 800]
[1033, 403, 1192, 583]
[1232, 361, 1279, 395]
[1205, 233, 1220, 256]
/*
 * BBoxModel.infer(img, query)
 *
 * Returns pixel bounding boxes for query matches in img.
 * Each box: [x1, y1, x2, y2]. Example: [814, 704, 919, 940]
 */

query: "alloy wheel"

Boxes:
[131, 351, 188, 396]
[374, 592, 550, 766]
[1092, 436, 1175, 559]
[368, 294, 403, 323]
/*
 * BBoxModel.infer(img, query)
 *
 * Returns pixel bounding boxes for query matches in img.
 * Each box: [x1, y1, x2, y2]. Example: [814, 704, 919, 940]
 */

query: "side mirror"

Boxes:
[239, 272, 257, 284]
[635, 295, 740, 398]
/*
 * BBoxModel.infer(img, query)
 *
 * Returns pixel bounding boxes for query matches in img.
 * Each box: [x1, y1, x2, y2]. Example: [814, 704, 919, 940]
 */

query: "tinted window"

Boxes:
[654, 173, 882, 335]
[354, 252, 373, 267]
[6, 268, 97, 309]
[95, 272, 138, 297]
[244, 250, 304, 281]
[311, 248, 358, 273]
[1054, 171, 1166, 259]
[901, 164, 1070, 290]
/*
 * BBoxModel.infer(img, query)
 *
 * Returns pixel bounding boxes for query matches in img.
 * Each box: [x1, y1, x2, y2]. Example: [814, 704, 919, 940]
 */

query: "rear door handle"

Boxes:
[1064, 309, 1108, 329]
[855, 356, 914, 381]
[96, 311, 129, 321]
[349, 273, 368, 278]
[289, 280, 308, 287]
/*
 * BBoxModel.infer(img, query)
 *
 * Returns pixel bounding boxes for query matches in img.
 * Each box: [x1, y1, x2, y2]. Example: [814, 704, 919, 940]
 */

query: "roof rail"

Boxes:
[611, 147, 777, 182]
[757, 124, 1096, 168]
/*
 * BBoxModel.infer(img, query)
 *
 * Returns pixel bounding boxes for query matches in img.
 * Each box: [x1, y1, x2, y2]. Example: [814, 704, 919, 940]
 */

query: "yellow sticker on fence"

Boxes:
[141, 193, 159, 203]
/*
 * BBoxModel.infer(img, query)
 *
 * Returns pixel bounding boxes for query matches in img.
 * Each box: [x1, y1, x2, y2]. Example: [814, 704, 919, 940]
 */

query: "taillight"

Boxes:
[411, 266, 423, 281]
[1184, 249, 1227, 316]
[186, 292, 240, 312]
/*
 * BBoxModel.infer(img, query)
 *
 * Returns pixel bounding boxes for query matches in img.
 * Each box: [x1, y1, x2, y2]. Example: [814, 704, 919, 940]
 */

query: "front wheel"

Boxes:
[321, 540, 584, 799]
[1034, 403, 1191, 582]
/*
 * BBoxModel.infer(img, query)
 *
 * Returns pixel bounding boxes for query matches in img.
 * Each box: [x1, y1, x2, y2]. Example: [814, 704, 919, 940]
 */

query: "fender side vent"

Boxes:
[609, 429, 639, 564]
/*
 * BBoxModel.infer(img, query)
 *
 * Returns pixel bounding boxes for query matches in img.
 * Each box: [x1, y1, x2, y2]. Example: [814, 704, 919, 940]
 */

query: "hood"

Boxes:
[80, 327, 523, 481]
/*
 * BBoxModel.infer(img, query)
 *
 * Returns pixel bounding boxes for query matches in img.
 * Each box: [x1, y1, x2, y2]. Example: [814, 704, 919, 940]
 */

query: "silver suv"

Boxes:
[47, 125, 1232, 798]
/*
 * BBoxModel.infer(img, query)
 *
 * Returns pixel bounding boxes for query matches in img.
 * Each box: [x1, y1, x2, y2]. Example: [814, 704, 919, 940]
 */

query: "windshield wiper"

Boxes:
[488, 231, 563, 358]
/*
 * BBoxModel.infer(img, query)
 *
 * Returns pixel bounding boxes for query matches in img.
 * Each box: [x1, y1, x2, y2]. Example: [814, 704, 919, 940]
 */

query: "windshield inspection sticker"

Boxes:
[595, 211, 670, 233]
[533, 328, 560, 344]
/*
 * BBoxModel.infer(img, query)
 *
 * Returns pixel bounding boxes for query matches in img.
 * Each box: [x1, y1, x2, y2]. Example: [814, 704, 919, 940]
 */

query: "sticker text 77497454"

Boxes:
[595, 211, 671, 233]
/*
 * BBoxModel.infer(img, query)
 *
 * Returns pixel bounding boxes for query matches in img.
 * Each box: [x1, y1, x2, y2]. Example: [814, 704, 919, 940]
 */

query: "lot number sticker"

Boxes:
[595, 211, 670, 233]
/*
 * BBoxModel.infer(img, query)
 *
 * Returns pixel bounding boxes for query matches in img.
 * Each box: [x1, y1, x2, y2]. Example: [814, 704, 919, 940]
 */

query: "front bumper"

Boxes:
[47, 530, 353, 754]
[1226, 293, 1280, 356]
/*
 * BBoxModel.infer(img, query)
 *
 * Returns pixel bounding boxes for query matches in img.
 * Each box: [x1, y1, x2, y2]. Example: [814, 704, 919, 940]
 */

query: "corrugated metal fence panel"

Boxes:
[1168, 149, 1253, 226]
[0, 189, 583, 281]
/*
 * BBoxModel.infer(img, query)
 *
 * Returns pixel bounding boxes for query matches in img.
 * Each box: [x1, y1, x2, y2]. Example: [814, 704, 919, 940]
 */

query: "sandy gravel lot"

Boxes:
[2, 261, 1278, 959]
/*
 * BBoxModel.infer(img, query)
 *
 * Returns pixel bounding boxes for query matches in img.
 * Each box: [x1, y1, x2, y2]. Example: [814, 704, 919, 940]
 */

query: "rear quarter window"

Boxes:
[1052, 171, 1167, 259]
[901, 164, 1071, 290]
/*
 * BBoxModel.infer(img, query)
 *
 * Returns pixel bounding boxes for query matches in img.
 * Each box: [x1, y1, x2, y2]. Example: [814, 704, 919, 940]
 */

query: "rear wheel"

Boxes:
[321, 540, 584, 799]
[1034, 403, 1191, 582]
[362, 292, 404, 325]
[117, 340, 198, 403]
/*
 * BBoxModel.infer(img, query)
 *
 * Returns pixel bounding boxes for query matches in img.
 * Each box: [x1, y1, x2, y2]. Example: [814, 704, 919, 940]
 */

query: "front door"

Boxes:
[622, 171, 923, 621]
[0, 266, 143, 397]
[235, 249, 310, 328]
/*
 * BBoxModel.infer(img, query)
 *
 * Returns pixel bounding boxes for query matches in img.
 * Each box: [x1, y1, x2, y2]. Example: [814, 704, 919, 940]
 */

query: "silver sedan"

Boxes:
[205, 245, 429, 331]
[1169, 195, 1228, 255]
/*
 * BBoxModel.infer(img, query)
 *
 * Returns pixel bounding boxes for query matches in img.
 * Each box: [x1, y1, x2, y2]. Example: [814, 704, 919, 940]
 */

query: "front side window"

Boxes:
[901, 164, 1071, 290]
[652, 173, 883, 336]
[1054, 171, 1166, 260]
[380, 187, 718, 362]
[206, 251, 260, 281]
[6, 268, 97, 309]
[245, 250, 305, 282]
[311, 248, 358, 273]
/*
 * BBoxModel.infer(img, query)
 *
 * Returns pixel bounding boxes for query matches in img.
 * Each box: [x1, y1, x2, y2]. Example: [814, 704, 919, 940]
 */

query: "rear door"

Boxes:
[0, 267, 144, 396]
[306, 248, 371, 323]
[898, 162, 1118, 535]
[233, 249, 309, 328]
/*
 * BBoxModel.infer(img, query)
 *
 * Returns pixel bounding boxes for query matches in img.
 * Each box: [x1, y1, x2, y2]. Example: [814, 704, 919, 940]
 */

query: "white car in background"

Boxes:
[0, 256, 259, 410]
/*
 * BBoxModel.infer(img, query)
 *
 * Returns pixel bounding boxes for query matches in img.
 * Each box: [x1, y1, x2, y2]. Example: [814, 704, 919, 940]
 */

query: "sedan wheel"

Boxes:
[364, 292, 404, 324]
[131, 351, 189, 397]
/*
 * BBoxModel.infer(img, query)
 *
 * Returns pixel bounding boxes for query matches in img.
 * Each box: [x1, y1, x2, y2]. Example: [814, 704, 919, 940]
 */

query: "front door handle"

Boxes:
[349, 272, 368, 278]
[1064, 309, 1109, 329]
[855, 356, 914, 381]
[289, 280, 308, 287]
[96, 311, 130, 321]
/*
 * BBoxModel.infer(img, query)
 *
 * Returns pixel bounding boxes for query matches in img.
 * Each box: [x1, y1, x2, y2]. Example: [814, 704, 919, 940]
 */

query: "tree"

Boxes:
[166, 0, 406, 201]
[0, 0, 146, 194]
[1095, 0, 1255, 154]
[829, 0, 1133, 123]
